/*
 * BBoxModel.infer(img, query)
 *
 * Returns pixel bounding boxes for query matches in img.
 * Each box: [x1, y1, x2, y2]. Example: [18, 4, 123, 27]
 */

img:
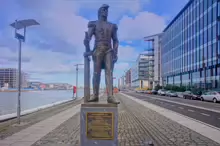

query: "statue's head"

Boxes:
[98, 4, 109, 20]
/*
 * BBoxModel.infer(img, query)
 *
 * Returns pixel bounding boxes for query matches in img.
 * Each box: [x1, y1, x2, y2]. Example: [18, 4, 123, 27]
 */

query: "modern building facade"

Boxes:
[0, 68, 28, 88]
[162, 0, 219, 89]
[125, 69, 131, 88]
[131, 51, 154, 89]
[144, 33, 163, 87]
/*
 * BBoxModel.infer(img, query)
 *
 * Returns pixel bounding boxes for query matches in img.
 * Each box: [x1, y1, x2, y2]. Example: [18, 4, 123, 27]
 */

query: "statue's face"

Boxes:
[100, 7, 108, 18]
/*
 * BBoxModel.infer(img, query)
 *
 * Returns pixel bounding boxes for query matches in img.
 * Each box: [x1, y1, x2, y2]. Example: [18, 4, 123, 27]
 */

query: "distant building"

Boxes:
[144, 33, 163, 88]
[118, 76, 125, 89]
[125, 69, 131, 88]
[131, 50, 156, 89]
[0, 68, 28, 88]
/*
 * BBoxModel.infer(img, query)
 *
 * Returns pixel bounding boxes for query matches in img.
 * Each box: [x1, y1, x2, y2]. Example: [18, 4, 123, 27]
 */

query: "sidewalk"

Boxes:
[0, 93, 220, 146]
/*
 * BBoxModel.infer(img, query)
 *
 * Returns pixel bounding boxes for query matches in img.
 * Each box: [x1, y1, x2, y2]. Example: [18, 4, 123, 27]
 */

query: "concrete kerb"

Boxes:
[120, 93, 220, 145]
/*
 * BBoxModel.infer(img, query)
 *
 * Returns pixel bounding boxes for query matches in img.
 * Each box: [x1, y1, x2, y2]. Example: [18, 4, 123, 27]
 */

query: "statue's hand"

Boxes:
[113, 54, 118, 63]
[84, 51, 93, 57]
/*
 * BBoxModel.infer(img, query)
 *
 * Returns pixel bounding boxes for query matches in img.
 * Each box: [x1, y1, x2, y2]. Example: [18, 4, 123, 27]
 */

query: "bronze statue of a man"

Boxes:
[84, 4, 120, 104]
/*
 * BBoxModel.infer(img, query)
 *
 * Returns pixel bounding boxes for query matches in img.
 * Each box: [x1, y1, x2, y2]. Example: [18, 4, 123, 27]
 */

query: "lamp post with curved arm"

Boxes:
[10, 19, 40, 124]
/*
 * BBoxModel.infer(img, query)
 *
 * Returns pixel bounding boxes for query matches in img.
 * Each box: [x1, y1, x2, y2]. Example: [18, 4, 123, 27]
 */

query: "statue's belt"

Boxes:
[105, 49, 113, 54]
[93, 48, 113, 54]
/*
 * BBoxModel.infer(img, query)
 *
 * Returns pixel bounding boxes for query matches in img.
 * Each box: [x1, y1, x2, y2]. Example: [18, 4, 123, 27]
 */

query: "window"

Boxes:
[197, 49, 200, 62]
[218, 2, 220, 17]
[200, 48, 203, 60]
[208, 27, 212, 42]
[200, 16, 204, 29]
[200, 0, 204, 13]
[213, 24, 217, 39]
[208, 10, 212, 25]
[218, 39, 220, 53]
[218, 22, 220, 35]
[204, 13, 208, 27]
[217, 67, 220, 75]
[209, 0, 212, 7]
[213, 43, 217, 58]
[208, 44, 212, 59]
[200, 32, 203, 46]
[204, 0, 208, 11]
[213, 5, 217, 22]
[204, 30, 208, 44]
[204, 46, 208, 60]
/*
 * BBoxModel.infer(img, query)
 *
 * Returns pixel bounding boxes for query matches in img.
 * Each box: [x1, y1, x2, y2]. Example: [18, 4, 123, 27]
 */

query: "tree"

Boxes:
[155, 84, 162, 91]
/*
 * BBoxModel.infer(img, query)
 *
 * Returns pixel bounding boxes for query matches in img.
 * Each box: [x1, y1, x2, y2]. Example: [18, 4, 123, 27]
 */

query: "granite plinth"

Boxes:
[80, 102, 118, 146]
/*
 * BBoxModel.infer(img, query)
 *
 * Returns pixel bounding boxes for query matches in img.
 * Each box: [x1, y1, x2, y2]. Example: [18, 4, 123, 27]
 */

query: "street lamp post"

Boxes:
[10, 19, 40, 124]
[74, 64, 83, 99]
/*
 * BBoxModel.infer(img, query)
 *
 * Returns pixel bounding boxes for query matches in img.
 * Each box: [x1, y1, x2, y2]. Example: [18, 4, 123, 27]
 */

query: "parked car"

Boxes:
[145, 90, 152, 94]
[182, 91, 201, 100]
[166, 91, 177, 97]
[158, 89, 166, 96]
[151, 90, 157, 94]
[200, 91, 220, 103]
[136, 90, 144, 93]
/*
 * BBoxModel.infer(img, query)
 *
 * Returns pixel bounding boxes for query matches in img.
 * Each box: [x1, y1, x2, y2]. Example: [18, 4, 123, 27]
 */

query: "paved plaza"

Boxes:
[0, 93, 220, 146]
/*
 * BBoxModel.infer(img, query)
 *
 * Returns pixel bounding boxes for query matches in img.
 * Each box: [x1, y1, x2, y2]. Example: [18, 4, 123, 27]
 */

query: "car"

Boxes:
[200, 91, 220, 103]
[151, 90, 157, 94]
[182, 91, 201, 100]
[158, 89, 166, 96]
[166, 90, 177, 97]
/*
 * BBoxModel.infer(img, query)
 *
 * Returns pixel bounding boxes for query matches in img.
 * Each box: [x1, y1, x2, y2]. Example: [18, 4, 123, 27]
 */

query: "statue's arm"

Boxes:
[84, 21, 95, 54]
[112, 24, 119, 55]
[87, 21, 95, 42]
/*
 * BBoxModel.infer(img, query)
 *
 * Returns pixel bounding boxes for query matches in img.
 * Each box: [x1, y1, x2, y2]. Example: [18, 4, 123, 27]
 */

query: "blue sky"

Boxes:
[0, 0, 188, 86]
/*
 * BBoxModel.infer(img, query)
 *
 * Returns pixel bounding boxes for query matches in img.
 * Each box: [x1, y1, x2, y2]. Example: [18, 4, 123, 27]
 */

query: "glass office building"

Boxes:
[162, 0, 220, 89]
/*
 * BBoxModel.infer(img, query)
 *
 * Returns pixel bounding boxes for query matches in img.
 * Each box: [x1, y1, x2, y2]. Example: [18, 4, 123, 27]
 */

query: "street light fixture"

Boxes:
[10, 19, 40, 124]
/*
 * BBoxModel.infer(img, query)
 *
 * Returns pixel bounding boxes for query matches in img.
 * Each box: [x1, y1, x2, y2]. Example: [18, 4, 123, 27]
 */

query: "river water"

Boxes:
[0, 89, 85, 116]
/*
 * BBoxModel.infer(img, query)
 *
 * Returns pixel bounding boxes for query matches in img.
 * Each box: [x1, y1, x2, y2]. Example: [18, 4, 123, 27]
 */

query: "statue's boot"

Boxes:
[88, 97, 99, 102]
[107, 96, 120, 104]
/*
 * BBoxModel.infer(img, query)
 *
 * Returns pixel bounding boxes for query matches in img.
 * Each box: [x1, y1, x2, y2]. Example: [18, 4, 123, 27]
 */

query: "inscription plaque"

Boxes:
[86, 112, 114, 140]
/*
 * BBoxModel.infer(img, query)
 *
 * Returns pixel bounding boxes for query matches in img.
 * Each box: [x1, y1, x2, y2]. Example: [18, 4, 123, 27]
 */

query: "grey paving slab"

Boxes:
[32, 94, 220, 146]
[0, 104, 80, 146]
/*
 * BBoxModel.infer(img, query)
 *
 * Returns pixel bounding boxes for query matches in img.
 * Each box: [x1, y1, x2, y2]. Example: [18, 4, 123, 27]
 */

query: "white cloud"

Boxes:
[118, 11, 166, 41]
[0, 45, 77, 74]
[118, 45, 139, 62]
[115, 62, 129, 70]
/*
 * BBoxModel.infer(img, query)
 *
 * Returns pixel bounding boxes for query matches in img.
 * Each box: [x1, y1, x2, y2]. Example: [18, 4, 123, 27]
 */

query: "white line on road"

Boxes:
[188, 109, 195, 112]
[142, 94, 220, 113]
[178, 107, 184, 110]
[201, 113, 210, 116]
[171, 105, 175, 107]
[121, 93, 220, 144]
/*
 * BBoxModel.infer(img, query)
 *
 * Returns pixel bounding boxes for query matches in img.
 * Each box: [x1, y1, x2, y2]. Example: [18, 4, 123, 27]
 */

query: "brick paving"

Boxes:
[31, 93, 220, 146]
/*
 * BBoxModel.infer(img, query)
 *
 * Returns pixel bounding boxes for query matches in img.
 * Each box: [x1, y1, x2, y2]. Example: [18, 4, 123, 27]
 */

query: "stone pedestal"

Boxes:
[80, 103, 118, 146]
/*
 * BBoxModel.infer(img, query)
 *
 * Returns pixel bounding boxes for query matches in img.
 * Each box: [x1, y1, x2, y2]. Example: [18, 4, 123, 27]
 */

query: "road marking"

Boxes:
[188, 109, 195, 112]
[201, 113, 210, 116]
[178, 107, 184, 110]
[142, 94, 220, 113]
[171, 105, 175, 107]
[121, 93, 220, 144]
[218, 118, 220, 120]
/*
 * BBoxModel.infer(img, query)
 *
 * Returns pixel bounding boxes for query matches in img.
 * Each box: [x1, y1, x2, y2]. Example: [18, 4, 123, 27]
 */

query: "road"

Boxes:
[123, 91, 220, 129]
